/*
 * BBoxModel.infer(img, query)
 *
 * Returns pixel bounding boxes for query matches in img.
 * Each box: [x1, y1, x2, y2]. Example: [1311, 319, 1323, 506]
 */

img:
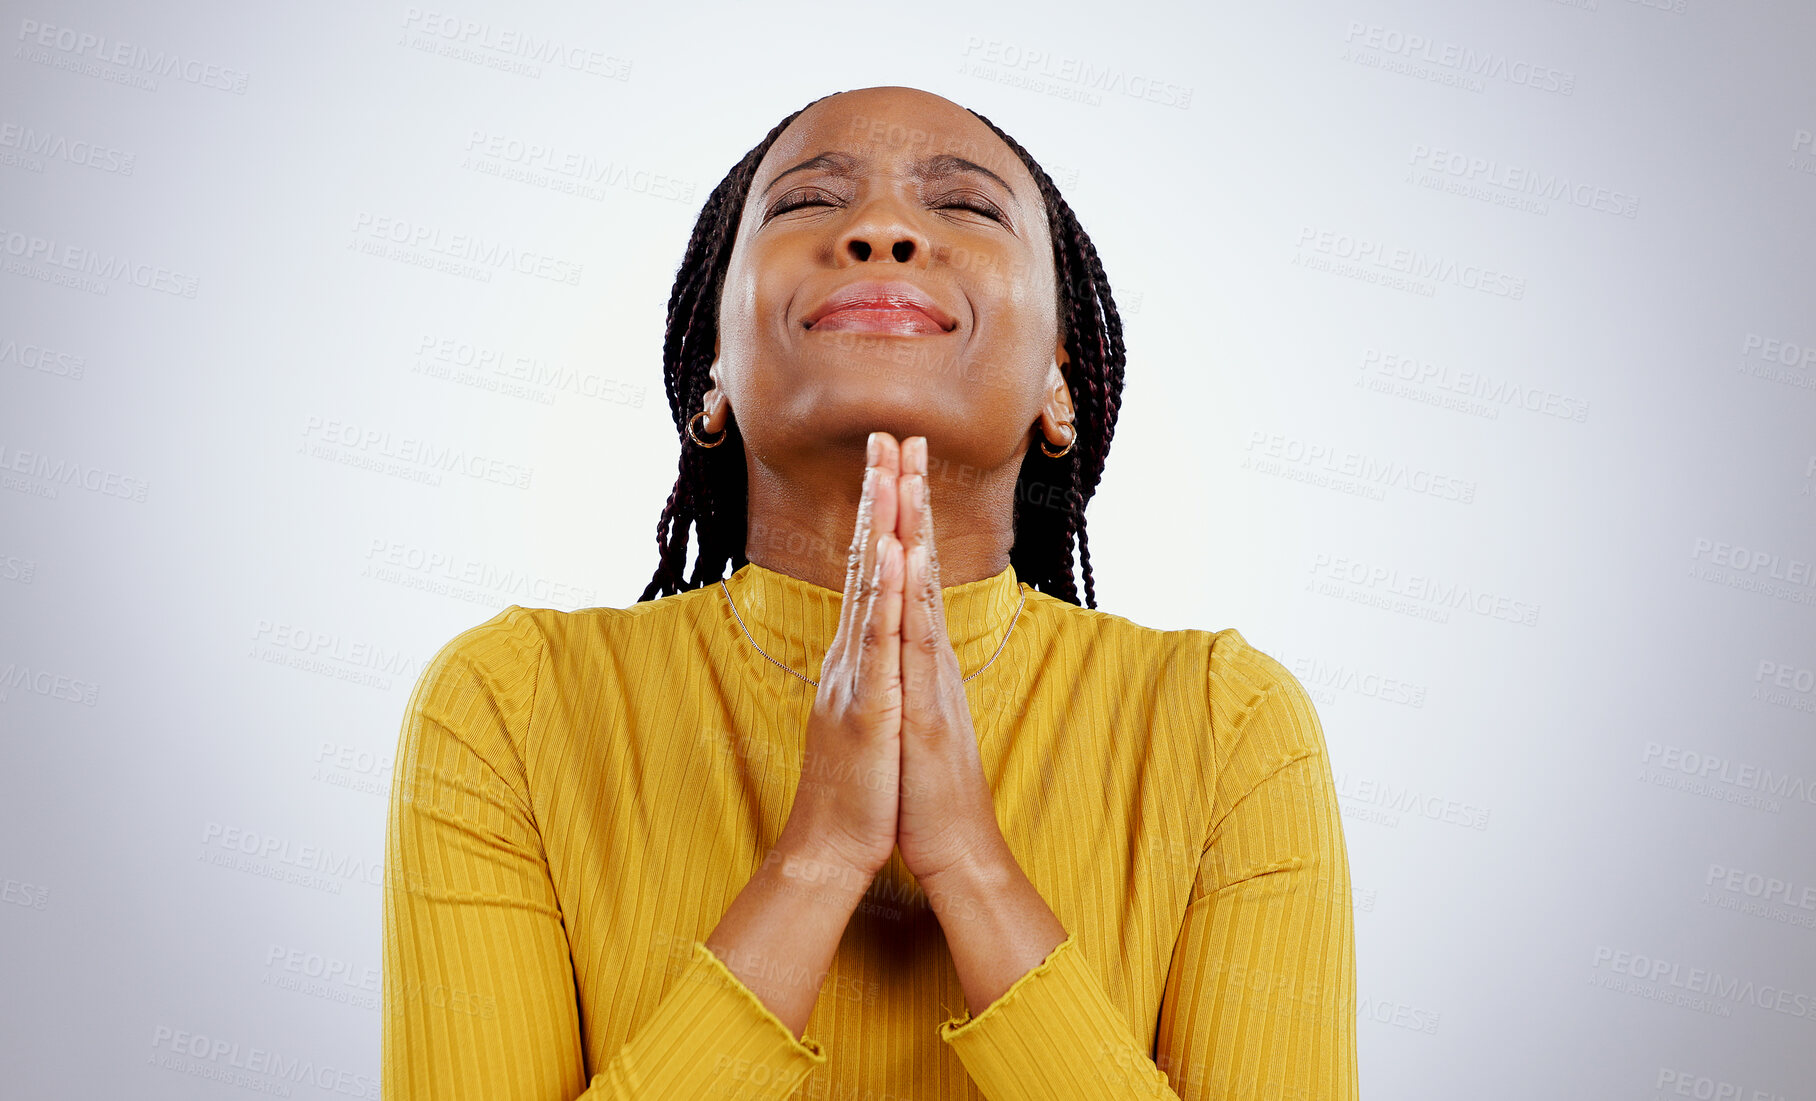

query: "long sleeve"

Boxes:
[1153, 645, 1359, 1099]
[930, 640, 1359, 1100]
[381, 606, 829, 1101]
[936, 931, 1178, 1098]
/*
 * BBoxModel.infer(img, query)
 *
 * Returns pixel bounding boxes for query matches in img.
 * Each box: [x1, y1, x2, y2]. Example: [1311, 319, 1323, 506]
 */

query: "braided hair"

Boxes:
[639, 94, 1127, 608]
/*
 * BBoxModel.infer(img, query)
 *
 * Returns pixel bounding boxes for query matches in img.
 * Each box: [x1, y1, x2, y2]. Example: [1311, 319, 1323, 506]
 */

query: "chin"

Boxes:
[774, 391, 943, 445]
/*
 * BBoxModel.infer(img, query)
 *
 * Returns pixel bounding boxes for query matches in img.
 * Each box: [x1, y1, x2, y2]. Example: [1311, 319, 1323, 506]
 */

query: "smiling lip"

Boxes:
[802, 281, 957, 334]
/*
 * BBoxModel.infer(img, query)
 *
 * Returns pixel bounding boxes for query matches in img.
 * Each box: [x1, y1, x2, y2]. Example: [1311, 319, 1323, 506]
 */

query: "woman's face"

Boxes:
[711, 86, 1070, 476]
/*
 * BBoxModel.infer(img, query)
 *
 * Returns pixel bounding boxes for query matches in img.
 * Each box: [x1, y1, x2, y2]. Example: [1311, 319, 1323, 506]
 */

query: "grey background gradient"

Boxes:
[2, 1, 1813, 1098]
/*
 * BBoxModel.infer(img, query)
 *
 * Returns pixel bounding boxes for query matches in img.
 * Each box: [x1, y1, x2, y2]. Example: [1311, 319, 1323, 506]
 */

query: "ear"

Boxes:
[701, 352, 731, 433]
[1049, 336, 1074, 416]
[1036, 352, 1076, 449]
[1042, 363, 1075, 419]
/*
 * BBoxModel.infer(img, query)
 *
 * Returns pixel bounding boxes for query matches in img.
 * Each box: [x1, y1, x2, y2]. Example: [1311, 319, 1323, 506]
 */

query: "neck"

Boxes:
[742, 440, 1020, 594]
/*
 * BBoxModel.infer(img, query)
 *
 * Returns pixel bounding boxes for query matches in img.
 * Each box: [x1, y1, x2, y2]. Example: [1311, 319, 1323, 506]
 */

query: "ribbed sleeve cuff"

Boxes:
[936, 933, 1175, 1100]
[590, 940, 826, 1099]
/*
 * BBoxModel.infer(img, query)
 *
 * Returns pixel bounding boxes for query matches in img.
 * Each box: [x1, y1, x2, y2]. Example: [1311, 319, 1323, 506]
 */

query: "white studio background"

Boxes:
[2, 1, 1813, 1098]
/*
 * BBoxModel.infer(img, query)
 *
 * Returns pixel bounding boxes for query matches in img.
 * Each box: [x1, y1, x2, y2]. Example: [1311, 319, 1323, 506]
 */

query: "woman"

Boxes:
[382, 85, 1358, 1100]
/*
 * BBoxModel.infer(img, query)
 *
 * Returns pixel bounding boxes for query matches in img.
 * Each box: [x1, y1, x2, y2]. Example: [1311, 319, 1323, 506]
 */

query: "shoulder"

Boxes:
[1020, 591, 1310, 700]
[409, 605, 553, 722]
[427, 604, 552, 666]
[1205, 627, 1326, 766]
[438, 584, 723, 688]
[529, 582, 723, 650]
[1206, 627, 1307, 725]
[1024, 592, 1205, 661]
[1019, 595, 1326, 775]
[1020, 587, 1215, 677]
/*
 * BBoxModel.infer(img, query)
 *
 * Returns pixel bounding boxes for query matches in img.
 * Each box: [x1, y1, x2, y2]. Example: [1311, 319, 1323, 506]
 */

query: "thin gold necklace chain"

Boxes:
[718, 579, 1028, 688]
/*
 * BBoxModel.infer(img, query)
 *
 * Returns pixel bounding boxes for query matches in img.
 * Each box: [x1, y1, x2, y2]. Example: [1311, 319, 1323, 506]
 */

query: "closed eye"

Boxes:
[935, 194, 1008, 223]
[766, 188, 1009, 227]
[768, 192, 837, 217]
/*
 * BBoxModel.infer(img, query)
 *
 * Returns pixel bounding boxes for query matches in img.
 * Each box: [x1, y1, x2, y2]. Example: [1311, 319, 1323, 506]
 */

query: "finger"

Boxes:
[853, 532, 904, 707]
[894, 435, 926, 571]
[904, 436, 945, 626]
[911, 438, 939, 594]
[833, 461, 877, 650]
[899, 440, 956, 706]
[852, 436, 901, 678]
[901, 540, 942, 723]
[832, 433, 899, 677]
[832, 440, 882, 676]
[872, 433, 901, 555]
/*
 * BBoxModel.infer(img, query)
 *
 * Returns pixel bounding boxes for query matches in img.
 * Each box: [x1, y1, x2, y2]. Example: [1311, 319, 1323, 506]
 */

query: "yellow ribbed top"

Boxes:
[381, 559, 1359, 1099]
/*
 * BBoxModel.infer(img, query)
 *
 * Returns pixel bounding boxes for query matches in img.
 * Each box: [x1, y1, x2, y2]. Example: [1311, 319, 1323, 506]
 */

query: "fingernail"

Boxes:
[866, 433, 879, 466]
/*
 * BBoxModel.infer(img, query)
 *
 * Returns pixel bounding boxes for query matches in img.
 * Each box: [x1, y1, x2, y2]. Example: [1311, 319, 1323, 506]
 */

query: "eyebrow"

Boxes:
[763, 150, 1018, 201]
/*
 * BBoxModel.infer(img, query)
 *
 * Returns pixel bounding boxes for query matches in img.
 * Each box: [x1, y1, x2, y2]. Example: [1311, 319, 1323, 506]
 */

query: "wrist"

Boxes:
[771, 823, 882, 900]
[917, 842, 1015, 921]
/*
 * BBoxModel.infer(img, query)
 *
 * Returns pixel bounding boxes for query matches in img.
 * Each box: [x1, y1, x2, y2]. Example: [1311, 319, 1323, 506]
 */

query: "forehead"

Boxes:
[756, 90, 1032, 197]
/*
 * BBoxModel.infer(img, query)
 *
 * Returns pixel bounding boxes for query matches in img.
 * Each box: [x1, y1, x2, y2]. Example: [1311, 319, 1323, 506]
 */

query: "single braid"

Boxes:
[638, 101, 824, 602]
[641, 96, 1127, 608]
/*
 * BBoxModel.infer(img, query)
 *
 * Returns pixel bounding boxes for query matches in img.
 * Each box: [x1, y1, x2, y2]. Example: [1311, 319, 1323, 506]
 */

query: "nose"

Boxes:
[837, 194, 931, 265]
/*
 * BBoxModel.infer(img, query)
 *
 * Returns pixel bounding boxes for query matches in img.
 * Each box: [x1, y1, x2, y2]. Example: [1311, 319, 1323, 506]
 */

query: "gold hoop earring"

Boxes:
[1040, 424, 1077, 459]
[687, 410, 726, 448]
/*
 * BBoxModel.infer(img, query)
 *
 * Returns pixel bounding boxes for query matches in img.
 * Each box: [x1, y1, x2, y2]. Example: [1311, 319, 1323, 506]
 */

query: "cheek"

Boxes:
[717, 254, 758, 332]
[714, 257, 774, 374]
[971, 249, 1056, 343]
[984, 281, 1057, 362]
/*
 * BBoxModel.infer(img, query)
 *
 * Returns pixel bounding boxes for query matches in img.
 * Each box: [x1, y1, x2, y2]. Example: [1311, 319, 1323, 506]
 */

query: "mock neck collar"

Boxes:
[717, 559, 1027, 685]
